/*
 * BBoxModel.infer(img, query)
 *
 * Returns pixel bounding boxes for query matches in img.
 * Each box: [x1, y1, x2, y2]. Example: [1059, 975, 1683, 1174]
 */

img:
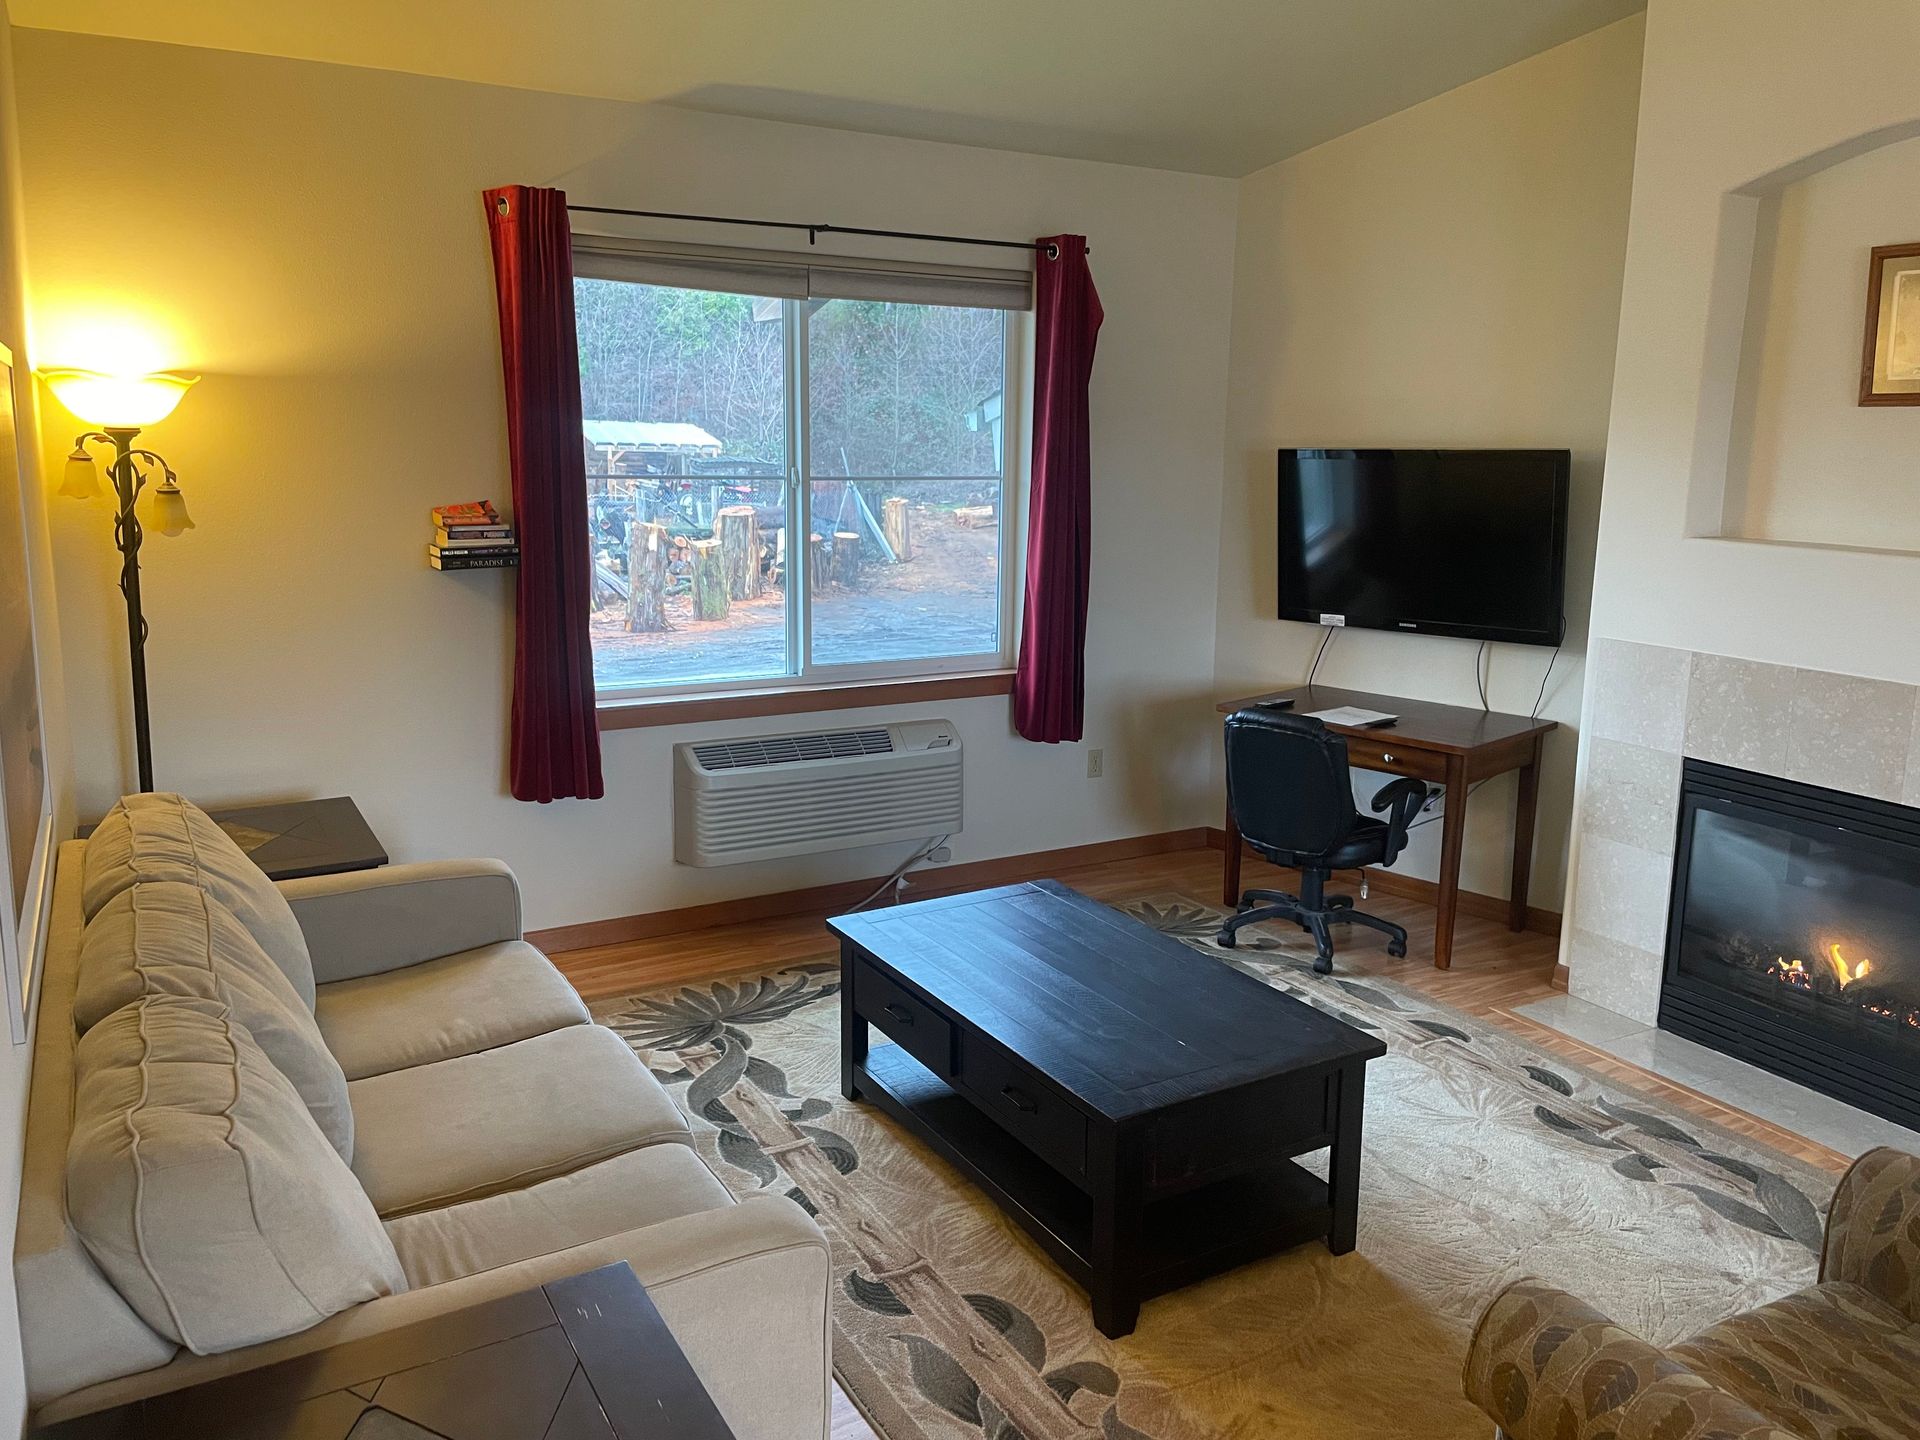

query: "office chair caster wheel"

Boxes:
[1216, 929, 1238, 949]
[1387, 940, 1407, 958]
[1312, 952, 1334, 976]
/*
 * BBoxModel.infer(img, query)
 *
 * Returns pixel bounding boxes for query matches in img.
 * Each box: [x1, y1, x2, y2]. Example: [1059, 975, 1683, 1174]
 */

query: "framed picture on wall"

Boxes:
[0, 342, 53, 1044]
[1858, 242, 1920, 404]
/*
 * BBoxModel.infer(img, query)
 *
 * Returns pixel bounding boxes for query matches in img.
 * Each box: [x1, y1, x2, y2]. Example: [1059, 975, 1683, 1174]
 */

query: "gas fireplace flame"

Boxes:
[1826, 943, 1872, 988]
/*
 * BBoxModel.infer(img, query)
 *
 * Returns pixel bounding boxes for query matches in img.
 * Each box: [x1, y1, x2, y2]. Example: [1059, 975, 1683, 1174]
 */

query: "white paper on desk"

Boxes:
[1303, 706, 1398, 728]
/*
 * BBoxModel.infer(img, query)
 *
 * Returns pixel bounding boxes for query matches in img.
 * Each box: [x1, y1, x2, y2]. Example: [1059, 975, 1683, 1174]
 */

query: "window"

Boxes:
[573, 241, 1024, 701]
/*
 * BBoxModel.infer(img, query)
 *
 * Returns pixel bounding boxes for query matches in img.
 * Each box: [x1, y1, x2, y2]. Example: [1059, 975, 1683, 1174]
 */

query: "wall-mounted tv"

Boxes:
[1277, 448, 1569, 648]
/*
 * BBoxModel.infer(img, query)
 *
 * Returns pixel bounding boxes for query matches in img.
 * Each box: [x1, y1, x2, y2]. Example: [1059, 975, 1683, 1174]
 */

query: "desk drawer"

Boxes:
[852, 958, 956, 1078]
[1342, 733, 1446, 782]
[955, 1034, 1088, 1182]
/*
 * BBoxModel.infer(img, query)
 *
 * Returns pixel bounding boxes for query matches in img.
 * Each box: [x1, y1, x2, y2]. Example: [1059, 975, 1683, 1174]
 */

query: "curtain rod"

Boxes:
[565, 203, 1072, 260]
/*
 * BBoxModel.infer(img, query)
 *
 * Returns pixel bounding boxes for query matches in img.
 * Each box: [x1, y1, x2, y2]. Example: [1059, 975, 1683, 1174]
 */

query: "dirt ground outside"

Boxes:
[591, 499, 1001, 690]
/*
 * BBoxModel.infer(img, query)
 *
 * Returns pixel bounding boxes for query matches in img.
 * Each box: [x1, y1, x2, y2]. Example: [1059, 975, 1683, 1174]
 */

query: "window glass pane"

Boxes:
[576, 277, 790, 691]
[807, 480, 1001, 668]
[808, 300, 1006, 479]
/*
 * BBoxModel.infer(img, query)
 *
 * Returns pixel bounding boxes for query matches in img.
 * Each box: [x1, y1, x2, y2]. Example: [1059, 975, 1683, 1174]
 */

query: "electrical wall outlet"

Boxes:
[1087, 748, 1104, 778]
[926, 846, 952, 863]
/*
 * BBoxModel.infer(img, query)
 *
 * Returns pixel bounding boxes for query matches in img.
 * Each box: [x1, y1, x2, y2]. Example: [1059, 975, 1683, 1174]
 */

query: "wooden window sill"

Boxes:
[597, 670, 1015, 731]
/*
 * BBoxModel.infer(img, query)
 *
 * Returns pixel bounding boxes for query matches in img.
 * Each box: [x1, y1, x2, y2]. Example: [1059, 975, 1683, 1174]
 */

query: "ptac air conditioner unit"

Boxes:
[673, 719, 962, 866]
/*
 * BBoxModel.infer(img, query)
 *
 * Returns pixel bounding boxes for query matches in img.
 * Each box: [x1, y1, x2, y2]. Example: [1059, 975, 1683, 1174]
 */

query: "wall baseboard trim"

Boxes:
[531, 827, 1213, 953]
[1551, 962, 1570, 991]
[1201, 828, 1563, 938]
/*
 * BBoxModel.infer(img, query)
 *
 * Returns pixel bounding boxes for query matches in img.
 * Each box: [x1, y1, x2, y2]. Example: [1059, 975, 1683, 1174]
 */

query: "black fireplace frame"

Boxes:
[1658, 758, 1920, 1131]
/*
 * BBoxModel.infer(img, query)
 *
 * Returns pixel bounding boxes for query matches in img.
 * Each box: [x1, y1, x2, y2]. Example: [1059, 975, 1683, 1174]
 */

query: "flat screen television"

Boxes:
[1277, 448, 1569, 647]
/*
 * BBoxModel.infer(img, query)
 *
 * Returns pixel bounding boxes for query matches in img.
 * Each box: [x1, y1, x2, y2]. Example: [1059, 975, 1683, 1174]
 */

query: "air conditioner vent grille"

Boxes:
[691, 727, 895, 772]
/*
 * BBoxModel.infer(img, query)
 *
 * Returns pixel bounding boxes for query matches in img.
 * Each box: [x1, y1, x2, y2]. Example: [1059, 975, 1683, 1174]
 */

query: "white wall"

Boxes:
[1562, 0, 1920, 998]
[1214, 17, 1644, 908]
[0, 4, 73, 1427]
[12, 31, 1238, 932]
[1725, 131, 1920, 554]
[1581, 0, 1920, 682]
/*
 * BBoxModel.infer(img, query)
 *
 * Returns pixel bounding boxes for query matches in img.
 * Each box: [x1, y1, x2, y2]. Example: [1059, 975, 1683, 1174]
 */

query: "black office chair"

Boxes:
[1217, 707, 1432, 973]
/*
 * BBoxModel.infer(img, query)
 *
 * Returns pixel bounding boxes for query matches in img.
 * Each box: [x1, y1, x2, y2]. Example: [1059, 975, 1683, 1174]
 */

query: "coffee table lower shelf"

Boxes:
[854, 1041, 1333, 1326]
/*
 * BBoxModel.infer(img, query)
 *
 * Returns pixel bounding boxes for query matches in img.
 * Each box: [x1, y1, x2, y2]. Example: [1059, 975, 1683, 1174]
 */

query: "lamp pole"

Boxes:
[68, 425, 187, 794]
[42, 367, 197, 796]
[104, 427, 154, 793]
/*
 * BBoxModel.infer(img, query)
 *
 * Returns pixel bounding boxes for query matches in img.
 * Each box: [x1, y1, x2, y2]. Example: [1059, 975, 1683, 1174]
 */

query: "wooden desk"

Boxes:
[1215, 684, 1556, 970]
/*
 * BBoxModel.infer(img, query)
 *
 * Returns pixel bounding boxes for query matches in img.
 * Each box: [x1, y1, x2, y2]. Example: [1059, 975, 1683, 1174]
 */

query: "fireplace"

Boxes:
[1659, 759, 1920, 1130]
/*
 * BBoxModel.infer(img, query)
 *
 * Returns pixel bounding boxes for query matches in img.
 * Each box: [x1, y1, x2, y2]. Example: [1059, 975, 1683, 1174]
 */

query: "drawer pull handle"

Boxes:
[883, 1003, 914, 1026]
[1381, 752, 1395, 763]
[1001, 1085, 1038, 1114]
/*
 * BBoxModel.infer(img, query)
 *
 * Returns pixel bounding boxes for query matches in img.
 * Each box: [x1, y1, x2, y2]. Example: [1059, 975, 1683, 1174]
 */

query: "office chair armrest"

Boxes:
[1370, 777, 1431, 865]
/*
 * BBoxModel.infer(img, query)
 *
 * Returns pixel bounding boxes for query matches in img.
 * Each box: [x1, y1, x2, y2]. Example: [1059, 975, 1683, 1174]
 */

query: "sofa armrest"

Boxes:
[1464, 1279, 1788, 1440]
[277, 860, 523, 984]
[1820, 1145, 1920, 1322]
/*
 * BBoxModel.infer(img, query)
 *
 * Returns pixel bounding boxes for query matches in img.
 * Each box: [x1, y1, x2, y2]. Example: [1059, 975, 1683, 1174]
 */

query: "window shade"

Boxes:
[572, 235, 1032, 311]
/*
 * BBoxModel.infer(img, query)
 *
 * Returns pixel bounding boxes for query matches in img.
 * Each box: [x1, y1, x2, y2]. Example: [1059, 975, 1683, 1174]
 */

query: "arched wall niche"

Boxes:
[1688, 118, 1920, 554]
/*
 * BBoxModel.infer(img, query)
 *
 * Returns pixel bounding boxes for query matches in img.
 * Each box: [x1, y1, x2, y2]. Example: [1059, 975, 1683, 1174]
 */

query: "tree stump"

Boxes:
[882, 497, 912, 562]
[808, 533, 832, 591]
[691, 538, 729, 621]
[625, 521, 671, 633]
[831, 531, 862, 589]
[717, 505, 761, 601]
[955, 504, 996, 528]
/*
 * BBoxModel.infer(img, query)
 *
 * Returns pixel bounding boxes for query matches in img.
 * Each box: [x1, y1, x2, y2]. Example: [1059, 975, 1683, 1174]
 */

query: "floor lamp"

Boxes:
[40, 369, 198, 794]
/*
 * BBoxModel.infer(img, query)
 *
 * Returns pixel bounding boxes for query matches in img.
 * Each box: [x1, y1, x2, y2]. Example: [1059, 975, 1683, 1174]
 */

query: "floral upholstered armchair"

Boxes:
[1463, 1147, 1920, 1440]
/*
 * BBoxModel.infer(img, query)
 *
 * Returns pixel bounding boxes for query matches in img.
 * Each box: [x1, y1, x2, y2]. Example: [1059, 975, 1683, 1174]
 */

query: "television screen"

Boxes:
[1277, 448, 1568, 647]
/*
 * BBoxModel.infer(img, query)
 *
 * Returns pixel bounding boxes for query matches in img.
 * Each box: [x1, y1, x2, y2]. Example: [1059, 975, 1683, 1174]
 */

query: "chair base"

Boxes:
[1214, 867, 1408, 974]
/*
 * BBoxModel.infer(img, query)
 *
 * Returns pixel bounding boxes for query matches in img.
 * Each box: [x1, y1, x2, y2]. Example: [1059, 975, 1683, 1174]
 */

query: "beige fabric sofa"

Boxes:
[15, 797, 833, 1437]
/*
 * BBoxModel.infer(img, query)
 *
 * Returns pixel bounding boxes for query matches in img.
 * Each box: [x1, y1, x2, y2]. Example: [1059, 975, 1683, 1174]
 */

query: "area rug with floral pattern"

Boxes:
[591, 893, 1837, 1440]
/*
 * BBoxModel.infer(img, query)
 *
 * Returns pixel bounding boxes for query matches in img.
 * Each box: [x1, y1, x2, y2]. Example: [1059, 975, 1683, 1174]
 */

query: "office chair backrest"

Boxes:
[1224, 708, 1360, 859]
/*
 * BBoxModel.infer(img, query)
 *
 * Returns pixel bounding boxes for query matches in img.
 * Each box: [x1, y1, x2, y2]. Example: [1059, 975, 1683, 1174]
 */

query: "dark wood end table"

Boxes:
[81, 796, 388, 882]
[830, 880, 1386, 1338]
[33, 1263, 735, 1439]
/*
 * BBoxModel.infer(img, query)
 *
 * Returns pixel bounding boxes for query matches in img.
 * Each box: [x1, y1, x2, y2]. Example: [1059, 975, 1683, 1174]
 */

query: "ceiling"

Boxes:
[11, 0, 1644, 177]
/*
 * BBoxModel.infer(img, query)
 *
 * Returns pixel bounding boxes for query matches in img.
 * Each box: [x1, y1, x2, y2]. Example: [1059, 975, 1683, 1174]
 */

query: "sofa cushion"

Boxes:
[348, 1024, 689, 1218]
[1670, 1281, 1920, 1440]
[314, 940, 588, 1081]
[384, 1145, 734, 1289]
[82, 794, 314, 1008]
[77, 882, 353, 1160]
[67, 996, 406, 1356]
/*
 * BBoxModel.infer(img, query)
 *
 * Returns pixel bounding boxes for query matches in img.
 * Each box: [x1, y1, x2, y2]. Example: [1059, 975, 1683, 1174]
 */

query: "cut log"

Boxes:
[831, 531, 861, 589]
[717, 504, 761, 601]
[625, 521, 671, 633]
[881, 497, 912, 562]
[955, 504, 996, 528]
[690, 538, 729, 621]
[808, 533, 831, 592]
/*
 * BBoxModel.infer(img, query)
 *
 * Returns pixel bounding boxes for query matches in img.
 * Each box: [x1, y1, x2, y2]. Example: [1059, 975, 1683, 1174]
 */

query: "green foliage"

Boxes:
[575, 280, 1003, 479]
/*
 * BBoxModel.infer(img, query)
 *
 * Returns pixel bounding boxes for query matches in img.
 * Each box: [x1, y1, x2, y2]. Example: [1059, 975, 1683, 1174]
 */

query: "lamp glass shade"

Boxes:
[58, 447, 101, 499]
[149, 480, 194, 536]
[40, 369, 197, 428]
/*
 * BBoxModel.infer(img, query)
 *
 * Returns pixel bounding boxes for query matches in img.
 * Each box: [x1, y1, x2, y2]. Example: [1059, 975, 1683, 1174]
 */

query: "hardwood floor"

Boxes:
[548, 841, 1854, 1440]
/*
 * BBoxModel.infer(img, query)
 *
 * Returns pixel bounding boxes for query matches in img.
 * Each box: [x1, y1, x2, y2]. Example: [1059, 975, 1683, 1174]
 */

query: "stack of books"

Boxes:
[429, 501, 518, 570]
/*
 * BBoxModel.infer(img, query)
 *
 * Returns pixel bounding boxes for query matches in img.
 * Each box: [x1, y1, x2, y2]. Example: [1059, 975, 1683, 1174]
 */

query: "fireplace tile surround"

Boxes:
[1565, 638, 1920, 1027]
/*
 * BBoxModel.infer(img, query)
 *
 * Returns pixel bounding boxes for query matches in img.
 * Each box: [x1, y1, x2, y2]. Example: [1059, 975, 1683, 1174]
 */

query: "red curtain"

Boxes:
[1014, 235, 1103, 743]
[483, 185, 604, 802]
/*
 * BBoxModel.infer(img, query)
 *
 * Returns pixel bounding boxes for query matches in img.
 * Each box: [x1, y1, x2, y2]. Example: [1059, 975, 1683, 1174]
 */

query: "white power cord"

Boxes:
[848, 834, 952, 912]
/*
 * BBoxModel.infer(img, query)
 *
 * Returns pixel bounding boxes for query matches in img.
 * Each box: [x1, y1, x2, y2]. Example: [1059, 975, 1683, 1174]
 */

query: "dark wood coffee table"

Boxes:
[33, 1263, 734, 1439]
[829, 880, 1386, 1337]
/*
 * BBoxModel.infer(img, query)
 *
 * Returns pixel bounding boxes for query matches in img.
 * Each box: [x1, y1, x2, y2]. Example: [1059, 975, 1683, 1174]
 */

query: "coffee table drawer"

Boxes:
[956, 1034, 1088, 1181]
[852, 958, 956, 1077]
[1147, 1075, 1333, 1190]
